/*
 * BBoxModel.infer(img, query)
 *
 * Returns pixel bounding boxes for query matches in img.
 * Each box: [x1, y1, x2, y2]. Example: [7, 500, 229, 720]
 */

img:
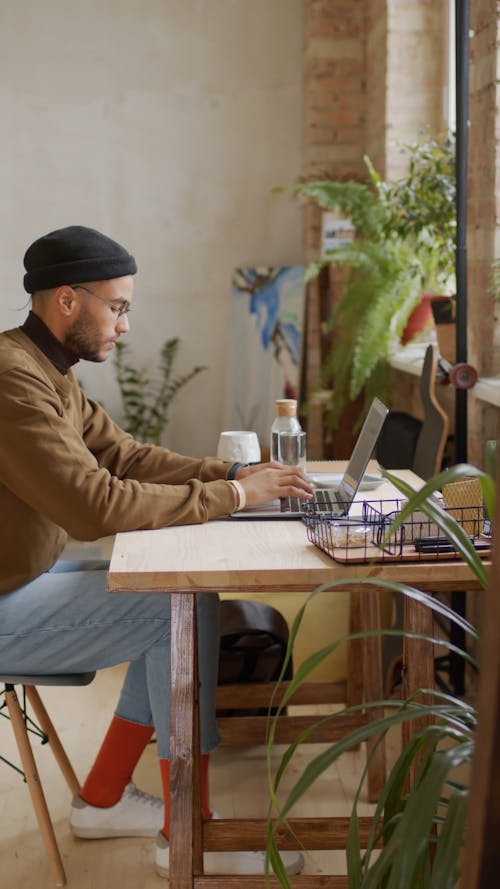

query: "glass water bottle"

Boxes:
[270, 399, 302, 463]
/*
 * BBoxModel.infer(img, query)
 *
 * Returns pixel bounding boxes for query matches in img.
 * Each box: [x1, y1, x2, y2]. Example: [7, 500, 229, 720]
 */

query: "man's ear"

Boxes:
[55, 285, 78, 317]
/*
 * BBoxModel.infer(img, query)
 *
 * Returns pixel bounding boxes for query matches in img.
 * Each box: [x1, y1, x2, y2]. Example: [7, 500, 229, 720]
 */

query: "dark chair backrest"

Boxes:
[377, 344, 448, 480]
[412, 344, 449, 480]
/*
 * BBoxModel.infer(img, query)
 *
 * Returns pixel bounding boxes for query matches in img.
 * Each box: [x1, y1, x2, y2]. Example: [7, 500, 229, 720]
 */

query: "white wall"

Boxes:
[0, 0, 303, 456]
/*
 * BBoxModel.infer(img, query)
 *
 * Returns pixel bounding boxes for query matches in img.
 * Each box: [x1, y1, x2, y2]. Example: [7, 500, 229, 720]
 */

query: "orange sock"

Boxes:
[80, 715, 154, 807]
[160, 753, 211, 839]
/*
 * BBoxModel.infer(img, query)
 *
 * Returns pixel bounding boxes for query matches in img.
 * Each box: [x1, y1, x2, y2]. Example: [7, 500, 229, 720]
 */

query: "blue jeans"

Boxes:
[0, 560, 220, 758]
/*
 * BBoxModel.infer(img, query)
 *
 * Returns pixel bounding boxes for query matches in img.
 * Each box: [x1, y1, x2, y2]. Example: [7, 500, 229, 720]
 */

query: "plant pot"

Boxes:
[431, 295, 456, 363]
[401, 292, 435, 345]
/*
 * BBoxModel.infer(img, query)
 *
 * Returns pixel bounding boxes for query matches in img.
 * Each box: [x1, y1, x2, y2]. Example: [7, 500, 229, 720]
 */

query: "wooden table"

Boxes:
[108, 468, 484, 889]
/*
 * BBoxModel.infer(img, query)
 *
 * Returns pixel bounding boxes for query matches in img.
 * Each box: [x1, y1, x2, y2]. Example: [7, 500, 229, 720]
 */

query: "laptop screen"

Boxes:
[337, 397, 389, 502]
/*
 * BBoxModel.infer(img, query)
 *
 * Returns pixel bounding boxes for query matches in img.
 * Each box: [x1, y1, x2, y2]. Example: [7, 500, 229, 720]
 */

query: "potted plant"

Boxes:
[368, 131, 456, 351]
[297, 131, 456, 431]
[113, 337, 206, 444]
[265, 463, 494, 888]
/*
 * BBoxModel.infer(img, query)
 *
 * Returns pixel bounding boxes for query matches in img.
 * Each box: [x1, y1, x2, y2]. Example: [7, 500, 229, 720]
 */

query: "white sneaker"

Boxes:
[155, 831, 304, 877]
[70, 782, 164, 838]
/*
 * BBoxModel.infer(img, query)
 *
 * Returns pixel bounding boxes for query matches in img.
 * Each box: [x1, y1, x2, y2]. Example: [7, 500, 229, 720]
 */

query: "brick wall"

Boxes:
[302, 0, 368, 267]
[386, 0, 448, 179]
[365, 0, 388, 175]
[302, 0, 369, 454]
[302, 0, 449, 249]
[303, 0, 367, 181]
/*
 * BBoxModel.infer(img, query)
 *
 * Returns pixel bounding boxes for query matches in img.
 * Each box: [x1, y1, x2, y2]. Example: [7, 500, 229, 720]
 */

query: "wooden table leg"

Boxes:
[170, 593, 203, 889]
[346, 590, 364, 710]
[359, 587, 386, 802]
[401, 594, 435, 784]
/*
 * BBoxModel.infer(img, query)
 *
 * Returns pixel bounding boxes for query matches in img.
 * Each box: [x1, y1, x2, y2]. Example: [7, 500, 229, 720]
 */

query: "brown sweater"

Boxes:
[0, 327, 237, 595]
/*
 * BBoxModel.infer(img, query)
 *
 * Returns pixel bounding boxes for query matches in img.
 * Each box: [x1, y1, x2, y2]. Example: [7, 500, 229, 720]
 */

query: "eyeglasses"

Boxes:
[72, 284, 131, 318]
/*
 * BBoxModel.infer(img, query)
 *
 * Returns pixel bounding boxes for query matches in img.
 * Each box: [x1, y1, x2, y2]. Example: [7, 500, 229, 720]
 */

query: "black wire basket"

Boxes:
[302, 498, 491, 564]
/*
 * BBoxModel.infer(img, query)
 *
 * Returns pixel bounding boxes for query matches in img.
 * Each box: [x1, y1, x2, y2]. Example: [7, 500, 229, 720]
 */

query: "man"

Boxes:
[0, 225, 313, 878]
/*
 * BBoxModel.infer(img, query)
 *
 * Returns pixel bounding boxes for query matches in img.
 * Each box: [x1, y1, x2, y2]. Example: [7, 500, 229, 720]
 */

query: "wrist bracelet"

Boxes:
[228, 479, 246, 511]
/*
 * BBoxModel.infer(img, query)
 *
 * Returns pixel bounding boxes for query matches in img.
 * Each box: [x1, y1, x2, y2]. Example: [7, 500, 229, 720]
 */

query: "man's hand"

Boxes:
[234, 462, 314, 506]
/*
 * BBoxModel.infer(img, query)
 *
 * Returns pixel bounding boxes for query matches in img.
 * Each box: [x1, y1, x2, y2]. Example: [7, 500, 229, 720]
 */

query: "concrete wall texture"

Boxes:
[0, 0, 303, 457]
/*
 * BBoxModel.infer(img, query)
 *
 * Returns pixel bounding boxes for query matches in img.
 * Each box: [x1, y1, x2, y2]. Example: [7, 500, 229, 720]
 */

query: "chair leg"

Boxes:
[25, 686, 80, 796]
[5, 688, 67, 887]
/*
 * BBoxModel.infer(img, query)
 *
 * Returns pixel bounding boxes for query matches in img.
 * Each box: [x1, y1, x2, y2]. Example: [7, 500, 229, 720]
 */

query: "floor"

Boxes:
[1, 536, 395, 887]
[0, 666, 395, 888]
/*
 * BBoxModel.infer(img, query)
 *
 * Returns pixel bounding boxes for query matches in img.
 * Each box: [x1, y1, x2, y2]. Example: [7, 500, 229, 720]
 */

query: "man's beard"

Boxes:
[64, 308, 110, 362]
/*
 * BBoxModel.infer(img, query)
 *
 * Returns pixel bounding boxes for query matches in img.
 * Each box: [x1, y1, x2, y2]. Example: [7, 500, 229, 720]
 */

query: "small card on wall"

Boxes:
[321, 210, 355, 257]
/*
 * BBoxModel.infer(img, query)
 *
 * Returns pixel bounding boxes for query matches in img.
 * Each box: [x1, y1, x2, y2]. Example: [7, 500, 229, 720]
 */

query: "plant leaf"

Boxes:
[381, 466, 491, 588]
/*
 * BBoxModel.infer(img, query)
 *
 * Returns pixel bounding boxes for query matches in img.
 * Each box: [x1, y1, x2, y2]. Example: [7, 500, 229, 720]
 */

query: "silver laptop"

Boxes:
[229, 397, 389, 520]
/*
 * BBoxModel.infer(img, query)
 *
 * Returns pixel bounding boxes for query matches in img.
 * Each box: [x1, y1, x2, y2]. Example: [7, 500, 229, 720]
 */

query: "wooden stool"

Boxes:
[1, 672, 95, 887]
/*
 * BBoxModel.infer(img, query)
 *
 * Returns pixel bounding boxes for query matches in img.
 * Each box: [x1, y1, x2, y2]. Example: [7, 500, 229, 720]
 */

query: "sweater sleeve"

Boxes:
[80, 389, 232, 484]
[0, 364, 237, 540]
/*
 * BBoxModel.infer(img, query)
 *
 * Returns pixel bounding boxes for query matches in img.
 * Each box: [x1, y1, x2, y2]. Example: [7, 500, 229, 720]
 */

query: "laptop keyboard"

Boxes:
[280, 496, 301, 513]
[280, 489, 337, 514]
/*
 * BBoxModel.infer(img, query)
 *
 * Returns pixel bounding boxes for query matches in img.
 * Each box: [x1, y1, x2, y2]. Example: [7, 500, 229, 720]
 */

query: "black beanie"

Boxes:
[23, 225, 137, 293]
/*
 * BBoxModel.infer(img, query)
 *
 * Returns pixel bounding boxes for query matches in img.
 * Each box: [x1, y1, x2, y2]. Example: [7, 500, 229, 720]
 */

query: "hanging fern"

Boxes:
[305, 229, 422, 430]
[296, 180, 388, 242]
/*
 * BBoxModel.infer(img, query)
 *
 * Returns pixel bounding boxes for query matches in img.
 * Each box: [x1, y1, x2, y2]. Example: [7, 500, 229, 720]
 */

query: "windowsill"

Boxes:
[474, 377, 500, 408]
[390, 343, 428, 376]
[389, 343, 500, 408]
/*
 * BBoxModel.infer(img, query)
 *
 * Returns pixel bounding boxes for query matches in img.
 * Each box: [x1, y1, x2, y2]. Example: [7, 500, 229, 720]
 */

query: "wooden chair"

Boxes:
[376, 343, 449, 480]
[412, 343, 449, 480]
[1, 671, 95, 887]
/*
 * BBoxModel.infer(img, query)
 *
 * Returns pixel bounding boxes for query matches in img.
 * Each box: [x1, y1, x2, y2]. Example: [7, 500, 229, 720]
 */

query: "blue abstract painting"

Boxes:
[223, 266, 306, 448]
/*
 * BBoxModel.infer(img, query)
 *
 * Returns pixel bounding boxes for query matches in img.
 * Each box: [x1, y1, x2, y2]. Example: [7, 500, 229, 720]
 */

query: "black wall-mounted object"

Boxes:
[455, 0, 470, 464]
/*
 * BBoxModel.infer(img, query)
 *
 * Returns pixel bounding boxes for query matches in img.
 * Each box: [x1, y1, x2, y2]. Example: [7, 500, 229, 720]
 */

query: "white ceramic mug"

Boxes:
[217, 430, 261, 463]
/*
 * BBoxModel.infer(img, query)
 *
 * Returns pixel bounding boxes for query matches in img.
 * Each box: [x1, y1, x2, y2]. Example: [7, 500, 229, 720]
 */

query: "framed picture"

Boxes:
[223, 266, 306, 446]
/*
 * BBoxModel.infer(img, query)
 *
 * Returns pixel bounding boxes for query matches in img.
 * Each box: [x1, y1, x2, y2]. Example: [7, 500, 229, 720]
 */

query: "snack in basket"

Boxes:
[330, 522, 371, 548]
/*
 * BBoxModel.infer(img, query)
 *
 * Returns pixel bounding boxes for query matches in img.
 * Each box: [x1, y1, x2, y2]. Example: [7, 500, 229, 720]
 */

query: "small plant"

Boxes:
[113, 338, 206, 444]
[265, 463, 495, 888]
[368, 130, 456, 294]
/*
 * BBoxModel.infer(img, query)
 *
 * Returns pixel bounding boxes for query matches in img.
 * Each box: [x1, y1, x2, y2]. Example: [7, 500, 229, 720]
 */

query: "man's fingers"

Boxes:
[273, 470, 314, 492]
[236, 457, 316, 507]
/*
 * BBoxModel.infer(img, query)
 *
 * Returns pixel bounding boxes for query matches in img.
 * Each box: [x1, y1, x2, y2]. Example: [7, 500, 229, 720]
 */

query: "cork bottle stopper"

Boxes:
[275, 399, 297, 417]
